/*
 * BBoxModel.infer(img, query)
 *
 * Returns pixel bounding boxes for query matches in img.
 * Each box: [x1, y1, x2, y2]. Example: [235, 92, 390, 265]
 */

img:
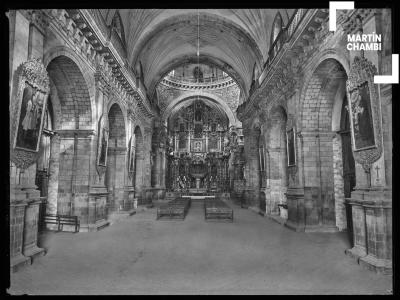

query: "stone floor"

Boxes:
[8, 201, 392, 295]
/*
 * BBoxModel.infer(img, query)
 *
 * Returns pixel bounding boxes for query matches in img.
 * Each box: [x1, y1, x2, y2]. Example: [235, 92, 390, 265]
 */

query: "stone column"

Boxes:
[22, 198, 45, 260]
[267, 146, 283, 215]
[108, 146, 127, 211]
[285, 130, 305, 231]
[10, 200, 30, 272]
[242, 127, 260, 208]
[332, 133, 346, 231]
[46, 133, 60, 218]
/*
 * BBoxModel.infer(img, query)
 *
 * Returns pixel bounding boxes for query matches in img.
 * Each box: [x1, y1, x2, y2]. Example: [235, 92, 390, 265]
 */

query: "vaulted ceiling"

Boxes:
[98, 9, 295, 98]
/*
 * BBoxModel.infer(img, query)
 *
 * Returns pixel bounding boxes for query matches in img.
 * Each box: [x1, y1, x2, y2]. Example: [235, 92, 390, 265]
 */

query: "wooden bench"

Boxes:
[157, 198, 191, 220]
[44, 214, 59, 229]
[204, 198, 233, 222]
[43, 214, 80, 233]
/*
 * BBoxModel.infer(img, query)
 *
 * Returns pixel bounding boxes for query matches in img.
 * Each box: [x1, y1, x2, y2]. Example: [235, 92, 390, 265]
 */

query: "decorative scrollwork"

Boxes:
[10, 58, 50, 170]
[346, 56, 383, 173]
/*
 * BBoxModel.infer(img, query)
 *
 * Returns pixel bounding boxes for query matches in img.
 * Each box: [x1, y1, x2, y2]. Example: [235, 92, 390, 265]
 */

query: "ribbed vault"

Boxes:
[98, 9, 295, 97]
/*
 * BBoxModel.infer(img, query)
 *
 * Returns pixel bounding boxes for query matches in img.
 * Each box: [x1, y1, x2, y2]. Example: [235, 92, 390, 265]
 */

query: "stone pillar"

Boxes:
[332, 133, 346, 230]
[267, 147, 283, 216]
[56, 129, 94, 227]
[242, 127, 260, 208]
[22, 198, 46, 260]
[46, 133, 60, 218]
[122, 117, 135, 211]
[345, 188, 392, 274]
[345, 200, 367, 259]
[10, 200, 30, 272]
[287, 130, 336, 232]
[160, 149, 166, 188]
[104, 134, 127, 212]
[285, 130, 306, 231]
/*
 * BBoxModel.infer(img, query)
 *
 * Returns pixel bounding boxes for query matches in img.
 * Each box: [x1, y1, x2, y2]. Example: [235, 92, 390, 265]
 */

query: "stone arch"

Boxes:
[44, 54, 94, 217]
[44, 46, 96, 128]
[163, 91, 238, 126]
[297, 49, 350, 130]
[297, 57, 350, 230]
[131, 11, 264, 93]
[107, 103, 126, 146]
[106, 100, 128, 146]
[46, 55, 93, 130]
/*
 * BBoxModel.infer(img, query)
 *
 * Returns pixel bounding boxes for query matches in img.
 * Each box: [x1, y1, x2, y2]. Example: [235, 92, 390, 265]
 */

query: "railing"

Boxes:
[167, 74, 230, 84]
[85, 9, 127, 64]
[264, 9, 308, 68]
[162, 74, 236, 90]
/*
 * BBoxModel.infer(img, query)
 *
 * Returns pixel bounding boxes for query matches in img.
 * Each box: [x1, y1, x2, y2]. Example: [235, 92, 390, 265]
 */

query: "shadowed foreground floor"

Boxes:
[8, 201, 392, 295]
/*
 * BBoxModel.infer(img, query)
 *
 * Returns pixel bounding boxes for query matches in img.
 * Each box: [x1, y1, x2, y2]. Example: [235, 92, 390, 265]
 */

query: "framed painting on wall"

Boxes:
[128, 136, 135, 173]
[347, 81, 376, 151]
[14, 82, 48, 152]
[98, 127, 109, 166]
[286, 127, 296, 166]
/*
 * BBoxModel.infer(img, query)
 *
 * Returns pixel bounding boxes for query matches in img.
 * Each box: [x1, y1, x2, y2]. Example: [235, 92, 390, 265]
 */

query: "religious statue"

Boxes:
[194, 141, 202, 152]
[223, 135, 230, 148]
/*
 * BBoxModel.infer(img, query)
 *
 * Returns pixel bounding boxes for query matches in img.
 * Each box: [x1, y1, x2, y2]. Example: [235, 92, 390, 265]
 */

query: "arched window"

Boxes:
[270, 12, 283, 46]
[111, 12, 126, 49]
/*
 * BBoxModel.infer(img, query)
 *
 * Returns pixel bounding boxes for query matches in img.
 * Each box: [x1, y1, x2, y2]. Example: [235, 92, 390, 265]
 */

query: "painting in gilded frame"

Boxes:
[14, 82, 48, 152]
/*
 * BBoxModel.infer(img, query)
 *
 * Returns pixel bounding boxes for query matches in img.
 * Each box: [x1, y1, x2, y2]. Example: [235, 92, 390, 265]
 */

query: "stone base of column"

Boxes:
[23, 245, 46, 262]
[108, 209, 136, 224]
[345, 187, 392, 274]
[359, 255, 392, 275]
[284, 220, 305, 232]
[285, 187, 305, 231]
[79, 219, 110, 232]
[303, 225, 338, 233]
[248, 205, 263, 215]
[344, 246, 366, 261]
[10, 254, 31, 273]
[284, 221, 338, 232]
[267, 214, 287, 226]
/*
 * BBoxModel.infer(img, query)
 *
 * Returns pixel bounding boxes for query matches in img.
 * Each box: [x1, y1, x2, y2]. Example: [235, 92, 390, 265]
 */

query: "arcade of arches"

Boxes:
[8, 8, 393, 292]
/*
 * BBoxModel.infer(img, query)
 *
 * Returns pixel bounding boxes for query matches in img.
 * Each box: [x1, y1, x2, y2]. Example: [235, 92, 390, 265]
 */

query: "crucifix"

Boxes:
[375, 164, 380, 184]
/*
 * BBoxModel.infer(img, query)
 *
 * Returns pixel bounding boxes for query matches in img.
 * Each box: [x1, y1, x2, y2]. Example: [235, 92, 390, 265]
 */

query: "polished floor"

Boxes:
[8, 201, 392, 295]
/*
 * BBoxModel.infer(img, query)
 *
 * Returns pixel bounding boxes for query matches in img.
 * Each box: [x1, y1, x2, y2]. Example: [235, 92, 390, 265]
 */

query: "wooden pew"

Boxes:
[43, 214, 80, 233]
[156, 197, 191, 220]
[204, 198, 233, 222]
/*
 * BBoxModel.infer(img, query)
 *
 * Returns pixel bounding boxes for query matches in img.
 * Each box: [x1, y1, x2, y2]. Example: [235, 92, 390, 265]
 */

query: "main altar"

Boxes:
[165, 99, 234, 194]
